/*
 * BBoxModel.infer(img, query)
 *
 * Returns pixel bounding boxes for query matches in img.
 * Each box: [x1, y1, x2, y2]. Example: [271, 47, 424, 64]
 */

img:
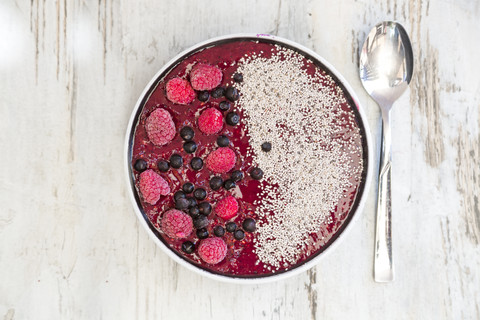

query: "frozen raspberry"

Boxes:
[198, 237, 227, 264]
[205, 147, 236, 173]
[198, 107, 223, 135]
[214, 195, 239, 220]
[161, 209, 193, 239]
[145, 108, 176, 146]
[166, 78, 196, 105]
[190, 63, 223, 91]
[138, 169, 170, 205]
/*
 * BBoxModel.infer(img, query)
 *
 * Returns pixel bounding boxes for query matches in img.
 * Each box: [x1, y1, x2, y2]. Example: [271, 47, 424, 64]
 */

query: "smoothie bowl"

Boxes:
[124, 34, 373, 283]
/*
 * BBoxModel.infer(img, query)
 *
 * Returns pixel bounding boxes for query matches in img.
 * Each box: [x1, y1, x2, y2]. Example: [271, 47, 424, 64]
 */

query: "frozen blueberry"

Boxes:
[157, 160, 170, 172]
[213, 225, 225, 237]
[231, 170, 244, 182]
[193, 215, 209, 229]
[182, 182, 194, 194]
[250, 167, 264, 180]
[226, 222, 237, 233]
[190, 157, 203, 170]
[219, 101, 231, 111]
[181, 241, 195, 254]
[234, 229, 245, 240]
[242, 218, 256, 232]
[134, 159, 147, 172]
[170, 154, 183, 168]
[189, 206, 200, 219]
[226, 112, 240, 126]
[193, 188, 207, 200]
[198, 91, 209, 102]
[233, 73, 243, 83]
[261, 142, 272, 152]
[223, 179, 236, 190]
[198, 202, 212, 215]
[175, 197, 189, 210]
[180, 126, 195, 141]
[187, 197, 197, 208]
[183, 141, 197, 154]
[225, 87, 239, 101]
[196, 228, 209, 239]
[174, 190, 186, 202]
[211, 87, 225, 98]
[217, 135, 230, 147]
[209, 176, 223, 190]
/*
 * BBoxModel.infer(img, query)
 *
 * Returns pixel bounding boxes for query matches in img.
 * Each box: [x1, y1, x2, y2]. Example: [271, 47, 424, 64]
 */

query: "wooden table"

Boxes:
[1, 1, 479, 319]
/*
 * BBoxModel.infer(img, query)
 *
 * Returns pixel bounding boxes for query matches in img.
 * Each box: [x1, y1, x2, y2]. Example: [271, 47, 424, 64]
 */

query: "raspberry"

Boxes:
[145, 108, 176, 146]
[161, 209, 193, 239]
[166, 78, 196, 105]
[214, 195, 239, 220]
[198, 237, 227, 264]
[138, 169, 170, 205]
[198, 107, 223, 135]
[190, 63, 223, 91]
[205, 147, 236, 173]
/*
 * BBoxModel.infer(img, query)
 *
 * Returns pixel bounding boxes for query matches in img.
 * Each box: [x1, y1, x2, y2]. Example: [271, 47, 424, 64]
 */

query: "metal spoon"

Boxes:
[359, 21, 414, 282]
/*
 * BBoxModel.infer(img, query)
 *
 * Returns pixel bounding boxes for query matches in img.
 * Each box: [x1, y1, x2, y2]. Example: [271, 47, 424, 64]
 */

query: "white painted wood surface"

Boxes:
[1, 0, 479, 319]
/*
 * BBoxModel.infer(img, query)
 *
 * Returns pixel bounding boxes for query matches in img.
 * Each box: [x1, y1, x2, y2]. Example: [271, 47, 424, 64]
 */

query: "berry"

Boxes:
[213, 225, 225, 237]
[134, 159, 147, 172]
[250, 167, 264, 180]
[157, 160, 170, 172]
[223, 179, 236, 190]
[175, 197, 190, 210]
[166, 78, 196, 105]
[216, 135, 230, 147]
[197, 228, 209, 239]
[198, 202, 212, 215]
[198, 91, 209, 102]
[145, 108, 176, 146]
[231, 170, 244, 182]
[161, 209, 193, 239]
[209, 176, 223, 190]
[261, 142, 272, 152]
[190, 63, 223, 91]
[198, 237, 227, 264]
[170, 154, 183, 168]
[193, 215, 209, 229]
[189, 206, 200, 218]
[174, 190, 186, 202]
[243, 218, 256, 232]
[219, 101, 231, 111]
[193, 188, 207, 200]
[198, 107, 223, 135]
[182, 182, 194, 194]
[234, 229, 245, 240]
[180, 126, 195, 141]
[190, 157, 204, 171]
[225, 222, 237, 233]
[181, 241, 195, 254]
[187, 197, 197, 208]
[183, 141, 197, 154]
[233, 73, 243, 82]
[211, 87, 225, 98]
[138, 169, 170, 205]
[226, 112, 240, 126]
[225, 87, 239, 101]
[215, 196, 239, 220]
[205, 147, 236, 173]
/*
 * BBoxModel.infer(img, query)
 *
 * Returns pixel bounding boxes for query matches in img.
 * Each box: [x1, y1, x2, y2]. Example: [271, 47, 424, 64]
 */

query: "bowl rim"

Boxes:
[124, 33, 373, 284]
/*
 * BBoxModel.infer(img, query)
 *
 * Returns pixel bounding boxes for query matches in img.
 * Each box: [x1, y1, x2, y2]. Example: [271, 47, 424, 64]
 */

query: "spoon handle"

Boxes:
[374, 108, 394, 282]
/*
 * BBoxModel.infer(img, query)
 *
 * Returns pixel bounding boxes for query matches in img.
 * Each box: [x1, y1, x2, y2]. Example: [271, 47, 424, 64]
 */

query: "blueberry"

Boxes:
[250, 167, 263, 180]
[216, 135, 230, 147]
[231, 170, 244, 182]
[242, 218, 256, 232]
[183, 141, 197, 154]
[190, 157, 203, 170]
[211, 87, 225, 98]
[198, 91, 209, 102]
[233, 73, 243, 83]
[193, 215, 209, 229]
[213, 225, 225, 237]
[189, 206, 200, 218]
[234, 229, 245, 240]
[261, 142, 272, 152]
[198, 202, 212, 215]
[226, 112, 240, 126]
[181, 241, 195, 254]
[225, 87, 239, 101]
[180, 126, 195, 141]
[196, 228, 209, 239]
[182, 182, 194, 194]
[193, 188, 207, 200]
[157, 160, 170, 172]
[209, 176, 223, 190]
[170, 154, 183, 168]
[223, 179, 236, 190]
[175, 197, 190, 210]
[187, 197, 197, 208]
[226, 222, 237, 233]
[174, 191, 186, 202]
[134, 159, 147, 172]
[219, 101, 231, 111]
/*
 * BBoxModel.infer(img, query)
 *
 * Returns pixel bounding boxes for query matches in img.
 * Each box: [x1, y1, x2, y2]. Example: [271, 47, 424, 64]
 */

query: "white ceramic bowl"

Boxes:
[124, 34, 373, 284]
